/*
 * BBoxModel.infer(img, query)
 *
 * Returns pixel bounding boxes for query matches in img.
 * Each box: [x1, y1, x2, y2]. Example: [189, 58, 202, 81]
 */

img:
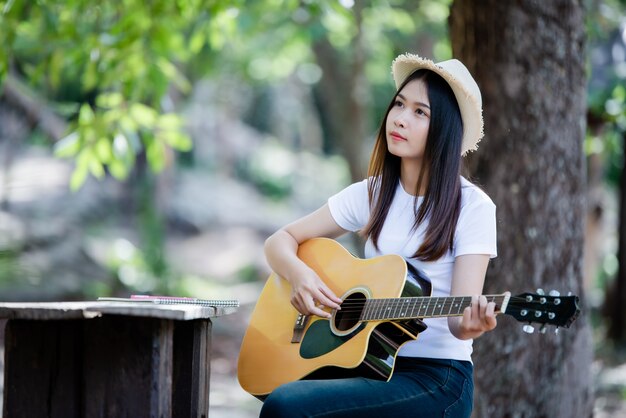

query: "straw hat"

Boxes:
[391, 53, 484, 155]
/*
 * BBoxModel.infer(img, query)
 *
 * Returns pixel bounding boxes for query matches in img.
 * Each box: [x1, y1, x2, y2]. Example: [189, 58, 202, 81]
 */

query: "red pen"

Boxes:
[131, 295, 197, 301]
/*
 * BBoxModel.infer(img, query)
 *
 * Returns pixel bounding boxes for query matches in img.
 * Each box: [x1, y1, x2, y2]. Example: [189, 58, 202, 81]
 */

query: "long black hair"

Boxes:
[363, 69, 464, 261]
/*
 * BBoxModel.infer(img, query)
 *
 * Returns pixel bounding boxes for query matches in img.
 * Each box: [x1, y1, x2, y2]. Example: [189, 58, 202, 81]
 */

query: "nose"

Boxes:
[393, 112, 406, 128]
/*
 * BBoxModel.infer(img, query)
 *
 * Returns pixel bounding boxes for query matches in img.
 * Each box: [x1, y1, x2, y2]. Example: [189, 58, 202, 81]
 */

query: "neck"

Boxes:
[360, 294, 508, 322]
[400, 158, 428, 196]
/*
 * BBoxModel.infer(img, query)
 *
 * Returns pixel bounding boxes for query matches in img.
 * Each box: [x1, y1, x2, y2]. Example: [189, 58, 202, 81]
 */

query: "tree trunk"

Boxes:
[449, 1, 594, 417]
[312, 1, 369, 182]
[608, 131, 626, 343]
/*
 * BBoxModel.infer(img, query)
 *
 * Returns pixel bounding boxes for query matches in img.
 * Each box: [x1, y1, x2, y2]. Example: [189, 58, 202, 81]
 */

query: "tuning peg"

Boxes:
[522, 325, 535, 334]
[536, 288, 545, 295]
[554, 327, 560, 335]
[540, 325, 547, 334]
[549, 290, 560, 297]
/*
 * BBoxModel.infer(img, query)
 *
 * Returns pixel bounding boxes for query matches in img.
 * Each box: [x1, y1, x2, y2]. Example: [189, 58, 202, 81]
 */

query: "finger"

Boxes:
[290, 298, 306, 315]
[484, 302, 497, 330]
[318, 283, 342, 303]
[318, 288, 342, 309]
[292, 291, 314, 315]
[470, 295, 479, 318]
[478, 295, 488, 318]
[307, 300, 332, 318]
[462, 306, 472, 326]
[291, 294, 308, 315]
[296, 293, 328, 317]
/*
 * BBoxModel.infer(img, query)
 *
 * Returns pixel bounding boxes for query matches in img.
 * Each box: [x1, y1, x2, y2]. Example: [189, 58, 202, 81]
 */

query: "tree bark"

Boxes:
[1, 74, 67, 142]
[449, 1, 594, 417]
[312, 0, 369, 182]
[608, 131, 626, 342]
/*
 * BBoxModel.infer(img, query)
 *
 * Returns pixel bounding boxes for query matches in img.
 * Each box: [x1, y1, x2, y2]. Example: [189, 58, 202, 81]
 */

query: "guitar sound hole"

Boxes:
[334, 292, 366, 332]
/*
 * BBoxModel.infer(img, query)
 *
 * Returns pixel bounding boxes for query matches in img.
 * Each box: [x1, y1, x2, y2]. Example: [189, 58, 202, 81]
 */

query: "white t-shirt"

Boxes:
[327, 176, 497, 362]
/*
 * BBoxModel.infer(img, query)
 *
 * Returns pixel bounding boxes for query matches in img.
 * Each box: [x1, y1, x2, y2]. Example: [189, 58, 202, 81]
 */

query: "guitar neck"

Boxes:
[359, 294, 510, 321]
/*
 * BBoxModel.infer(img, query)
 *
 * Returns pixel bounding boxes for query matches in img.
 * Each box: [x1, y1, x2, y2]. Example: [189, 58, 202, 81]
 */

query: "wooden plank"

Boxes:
[190, 320, 212, 418]
[82, 316, 154, 417]
[0, 301, 235, 321]
[151, 319, 174, 418]
[3, 319, 82, 418]
[172, 319, 211, 418]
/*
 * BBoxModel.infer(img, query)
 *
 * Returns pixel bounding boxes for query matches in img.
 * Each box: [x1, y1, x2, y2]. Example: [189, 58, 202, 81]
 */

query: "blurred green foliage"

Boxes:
[0, 0, 231, 188]
[0, 0, 452, 298]
[586, 0, 626, 186]
[5, 0, 624, 299]
[0, 0, 453, 190]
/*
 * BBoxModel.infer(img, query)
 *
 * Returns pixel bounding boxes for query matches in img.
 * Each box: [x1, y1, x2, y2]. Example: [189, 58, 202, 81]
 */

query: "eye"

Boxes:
[394, 100, 403, 108]
[416, 108, 426, 116]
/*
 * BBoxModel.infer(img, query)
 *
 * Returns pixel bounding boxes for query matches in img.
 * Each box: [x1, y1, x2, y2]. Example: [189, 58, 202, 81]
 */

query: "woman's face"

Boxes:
[385, 78, 430, 161]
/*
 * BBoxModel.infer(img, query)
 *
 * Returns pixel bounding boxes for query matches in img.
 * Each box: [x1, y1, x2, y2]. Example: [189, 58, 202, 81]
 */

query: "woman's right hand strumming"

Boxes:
[287, 264, 342, 319]
[263, 204, 346, 319]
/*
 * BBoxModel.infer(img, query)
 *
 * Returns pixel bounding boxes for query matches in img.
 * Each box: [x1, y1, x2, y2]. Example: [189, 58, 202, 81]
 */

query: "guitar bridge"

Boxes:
[291, 313, 311, 343]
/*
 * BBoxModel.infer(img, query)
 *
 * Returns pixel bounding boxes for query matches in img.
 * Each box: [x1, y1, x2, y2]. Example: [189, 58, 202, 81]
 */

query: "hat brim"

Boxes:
[392, 54, 484, 155]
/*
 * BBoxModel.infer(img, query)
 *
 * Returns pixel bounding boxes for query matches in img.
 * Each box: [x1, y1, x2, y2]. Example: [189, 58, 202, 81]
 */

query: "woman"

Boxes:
[260, 53, 497, 417]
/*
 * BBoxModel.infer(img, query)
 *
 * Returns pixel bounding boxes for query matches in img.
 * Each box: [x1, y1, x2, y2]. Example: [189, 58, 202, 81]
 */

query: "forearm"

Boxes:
[448, 255, 497, 340]
[264, 204, 347, 284]
[264, 229, 311, 284]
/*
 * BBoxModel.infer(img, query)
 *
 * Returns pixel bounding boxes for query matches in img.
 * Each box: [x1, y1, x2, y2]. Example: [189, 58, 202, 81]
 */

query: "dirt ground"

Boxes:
[209, 302, 263, 418]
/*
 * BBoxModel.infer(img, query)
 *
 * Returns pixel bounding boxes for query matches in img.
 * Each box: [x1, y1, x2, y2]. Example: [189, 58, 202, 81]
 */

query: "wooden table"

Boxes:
[0, 301, 237, 418]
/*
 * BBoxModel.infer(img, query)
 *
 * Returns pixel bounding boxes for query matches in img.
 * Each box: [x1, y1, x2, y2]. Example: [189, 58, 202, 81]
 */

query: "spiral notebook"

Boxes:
[98, 294, 240, 308]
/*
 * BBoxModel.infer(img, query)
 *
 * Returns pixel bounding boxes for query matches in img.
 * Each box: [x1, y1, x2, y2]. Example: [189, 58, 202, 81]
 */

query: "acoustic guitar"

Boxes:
[237, 238, 580, 398]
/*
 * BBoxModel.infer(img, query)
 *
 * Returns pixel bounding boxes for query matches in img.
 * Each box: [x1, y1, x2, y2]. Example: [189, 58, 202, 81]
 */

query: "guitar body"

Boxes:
[237, 238, 430, 398]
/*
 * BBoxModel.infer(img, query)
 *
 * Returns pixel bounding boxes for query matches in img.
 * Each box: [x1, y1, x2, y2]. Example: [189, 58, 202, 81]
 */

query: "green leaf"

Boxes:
[160, 130, 192, 151]
[96, 92, 125, 109]
[108, 159, 130, 180]
[82, 60, 98, 91]
[157, 113, 183, 130]
[78, 104, 95, 126]
[0, 48, 7, 85]
[157, 58, 191, 93]
[54, 132, 82, 158]
[119, 115, 138, 133]
[95, 137, 113, 163]
[70, 164, 89, 191]
[89, 158, 105, 179]
[189, 30, 206, 54]
[146, 140, 166, 171]
[129, 103, 158, 128]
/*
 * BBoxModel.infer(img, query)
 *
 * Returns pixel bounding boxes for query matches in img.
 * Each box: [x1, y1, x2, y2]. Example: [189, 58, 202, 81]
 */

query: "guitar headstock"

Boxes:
[503, 290, 580, 332]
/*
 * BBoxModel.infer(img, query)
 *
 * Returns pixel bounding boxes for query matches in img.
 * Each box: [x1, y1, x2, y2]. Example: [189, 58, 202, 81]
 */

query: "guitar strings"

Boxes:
[335, 295, 531, 308]
[311, 295, 562, 323]
[336, 296, 507, 309]
[318, 295, 531, 320]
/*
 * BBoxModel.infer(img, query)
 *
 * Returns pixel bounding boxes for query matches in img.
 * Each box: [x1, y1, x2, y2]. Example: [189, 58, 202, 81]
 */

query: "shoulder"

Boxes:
[335, 177, 381, 197]
[460, 176, 495, 209]
[327, 178, 371, 232]
[333, 178, 369, 198]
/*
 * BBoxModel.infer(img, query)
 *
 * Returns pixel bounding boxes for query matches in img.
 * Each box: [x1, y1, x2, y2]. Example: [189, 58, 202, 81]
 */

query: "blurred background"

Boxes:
[0, 0, 625, 416]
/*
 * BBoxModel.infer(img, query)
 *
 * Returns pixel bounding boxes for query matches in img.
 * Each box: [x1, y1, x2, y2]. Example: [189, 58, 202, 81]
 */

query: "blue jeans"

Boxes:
[260, 357, 473, 418]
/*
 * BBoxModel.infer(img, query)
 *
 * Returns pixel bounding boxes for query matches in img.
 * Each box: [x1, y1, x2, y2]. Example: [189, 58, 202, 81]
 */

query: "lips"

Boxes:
[389, 131, 406, 141]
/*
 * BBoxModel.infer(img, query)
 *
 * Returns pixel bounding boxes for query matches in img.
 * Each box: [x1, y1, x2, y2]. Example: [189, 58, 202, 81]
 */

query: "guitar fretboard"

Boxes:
[360, 295, 506, 321]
